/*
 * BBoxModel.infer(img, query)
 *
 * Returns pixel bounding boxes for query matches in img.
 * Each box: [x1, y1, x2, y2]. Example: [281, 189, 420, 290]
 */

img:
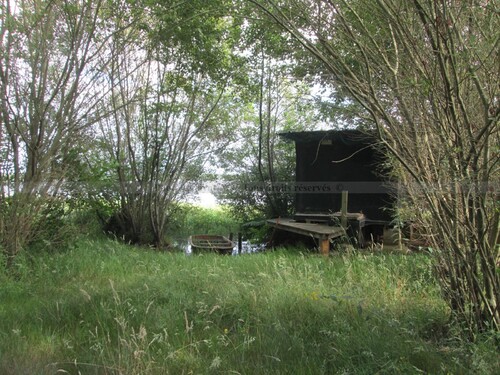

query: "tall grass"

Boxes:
[0, 239, 498, 374]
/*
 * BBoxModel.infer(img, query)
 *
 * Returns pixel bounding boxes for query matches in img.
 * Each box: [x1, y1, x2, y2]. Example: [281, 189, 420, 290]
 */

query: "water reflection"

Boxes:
[237, 241, 266, 255]
[176, 239, 265, 255]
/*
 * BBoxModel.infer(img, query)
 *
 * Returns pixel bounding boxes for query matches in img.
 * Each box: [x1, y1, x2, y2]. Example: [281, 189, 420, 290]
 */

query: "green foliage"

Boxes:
[1, 240, 498, 374]
[140, 0, 240, 79]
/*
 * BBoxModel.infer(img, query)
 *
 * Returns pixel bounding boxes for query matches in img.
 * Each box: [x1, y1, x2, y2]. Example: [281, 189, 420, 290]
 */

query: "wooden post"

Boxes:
[341, 190, 348, 229]
[320, 237, 330, 255]
[238, 232, 242, 254]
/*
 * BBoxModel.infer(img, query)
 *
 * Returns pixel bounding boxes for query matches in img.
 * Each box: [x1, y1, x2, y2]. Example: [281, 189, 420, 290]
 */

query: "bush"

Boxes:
[27, 200, 80, 254]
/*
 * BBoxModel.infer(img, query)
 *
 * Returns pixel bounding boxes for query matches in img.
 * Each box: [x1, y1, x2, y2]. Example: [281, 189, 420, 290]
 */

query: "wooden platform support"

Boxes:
[341, 191, 348, 229]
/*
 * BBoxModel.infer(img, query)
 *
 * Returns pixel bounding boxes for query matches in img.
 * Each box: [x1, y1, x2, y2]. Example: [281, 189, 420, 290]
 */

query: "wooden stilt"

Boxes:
[320, 237, 330, 255]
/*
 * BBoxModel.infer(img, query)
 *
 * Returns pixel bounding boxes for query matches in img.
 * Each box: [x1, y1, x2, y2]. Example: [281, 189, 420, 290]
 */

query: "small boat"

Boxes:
[188, 235, 235, 254]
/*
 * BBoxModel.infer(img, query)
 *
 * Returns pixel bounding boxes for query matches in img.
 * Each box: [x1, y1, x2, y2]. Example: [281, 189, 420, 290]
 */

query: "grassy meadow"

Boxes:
[1, 237, 498, 375]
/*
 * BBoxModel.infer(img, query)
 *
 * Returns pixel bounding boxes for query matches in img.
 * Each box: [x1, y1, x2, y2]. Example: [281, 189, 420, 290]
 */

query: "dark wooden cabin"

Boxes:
[277, 129, 394, 245]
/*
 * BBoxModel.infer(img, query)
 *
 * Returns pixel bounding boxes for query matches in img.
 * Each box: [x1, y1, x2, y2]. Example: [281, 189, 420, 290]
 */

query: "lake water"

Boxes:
[176, 240, 265, 255]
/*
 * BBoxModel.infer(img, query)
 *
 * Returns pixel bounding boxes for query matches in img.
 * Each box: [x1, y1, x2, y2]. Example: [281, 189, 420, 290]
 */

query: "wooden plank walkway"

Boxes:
[267, 218, 345, 254]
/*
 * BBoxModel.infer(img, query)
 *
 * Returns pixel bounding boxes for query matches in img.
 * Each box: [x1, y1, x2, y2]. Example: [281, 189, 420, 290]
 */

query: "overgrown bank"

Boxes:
[1, 239, 497, 374]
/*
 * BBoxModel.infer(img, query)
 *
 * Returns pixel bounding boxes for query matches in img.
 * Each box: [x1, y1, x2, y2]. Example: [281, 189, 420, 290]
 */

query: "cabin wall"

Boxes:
[294, 137, 393, 222]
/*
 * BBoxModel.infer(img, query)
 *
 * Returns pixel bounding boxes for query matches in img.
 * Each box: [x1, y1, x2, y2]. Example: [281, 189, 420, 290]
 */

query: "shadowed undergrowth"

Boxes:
[0, 239, 498, 374]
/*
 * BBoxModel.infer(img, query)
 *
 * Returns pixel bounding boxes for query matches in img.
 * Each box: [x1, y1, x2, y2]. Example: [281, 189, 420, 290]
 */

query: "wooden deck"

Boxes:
[267, 218, 345, 254]
[294, 212, 365, 223]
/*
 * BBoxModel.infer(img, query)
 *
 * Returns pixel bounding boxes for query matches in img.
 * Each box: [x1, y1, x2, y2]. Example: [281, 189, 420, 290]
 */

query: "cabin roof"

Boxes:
[279, 129, 374, 144]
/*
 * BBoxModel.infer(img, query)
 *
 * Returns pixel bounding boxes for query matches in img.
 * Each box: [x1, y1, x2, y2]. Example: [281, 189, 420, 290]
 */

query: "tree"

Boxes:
[247, 0, 499, 336]
[95, 0, 243, 247]
[218, 53, 319, 223]
[0, 0, 112, 264]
